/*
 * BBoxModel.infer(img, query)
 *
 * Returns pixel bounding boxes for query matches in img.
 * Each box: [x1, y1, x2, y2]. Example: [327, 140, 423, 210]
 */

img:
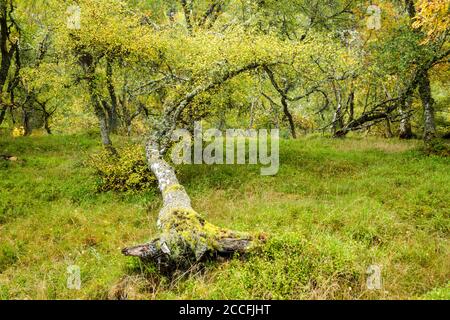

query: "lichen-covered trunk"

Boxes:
[418, 71, 436, 143]
[94, 105, 116, 155]
[122, 137, 257, 269]
[106, 59, 119, 134]
[399, 96, 413, 139]
[43, 115, 52, 134]
[385, 117, 393, 138]
[122, 62, 264, 270]
[0, 107, 6, 127]
[21, 107, 32, 136]
[88, 79, 117, 155]
[332, 86, 344, 137]
[332, 105, 343, 137]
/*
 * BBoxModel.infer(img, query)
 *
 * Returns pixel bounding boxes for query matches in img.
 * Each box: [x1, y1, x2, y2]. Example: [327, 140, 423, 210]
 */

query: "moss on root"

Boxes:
[158, 208, 256, 264]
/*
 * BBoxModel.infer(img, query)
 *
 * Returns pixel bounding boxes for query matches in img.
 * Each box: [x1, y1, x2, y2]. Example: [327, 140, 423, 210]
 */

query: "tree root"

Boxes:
[122, 207, 259, 270]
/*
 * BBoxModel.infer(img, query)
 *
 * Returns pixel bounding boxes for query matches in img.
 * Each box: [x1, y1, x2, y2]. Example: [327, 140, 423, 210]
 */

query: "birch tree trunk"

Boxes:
[399, 96, 413, 139]
[0, 107, 6, 127]
[384, 117, 393, 138]
[332, 84, 343, 137]
[418, 71, 436, 143]
[122, 137, 256, 269]
[122, 62, 263, 270]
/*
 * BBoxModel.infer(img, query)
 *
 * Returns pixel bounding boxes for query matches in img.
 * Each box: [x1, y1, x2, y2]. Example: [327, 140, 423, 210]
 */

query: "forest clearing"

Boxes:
[0, 0, 449, 302]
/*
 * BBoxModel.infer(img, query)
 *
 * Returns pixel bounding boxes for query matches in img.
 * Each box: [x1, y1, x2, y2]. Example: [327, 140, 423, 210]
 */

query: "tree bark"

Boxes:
[0, 2, 16, 91]
[122, 137, 257, 270]
[332, 106, 343, 136]
[21, 106, 32, 136]
[94, 103, 117, 155]
[43, 114, 52, 134]
[89, 87, 117, 154]
[0, 1, 18, 129]
[331, 84, 344, 137]
[122, 62, 264, 270]
[404, 1, 436, 143]
[106, 58, 119, 134]
[399, 96, 413, 139]
[263, 66, 296, 138]
[84, 55, 118, 155]
[0, 106, 6, 126]
[281, 97, 296, 139]
[385, 117, 393, 138]
[348, 90, 354, 122]
[418, 71, 436, 142]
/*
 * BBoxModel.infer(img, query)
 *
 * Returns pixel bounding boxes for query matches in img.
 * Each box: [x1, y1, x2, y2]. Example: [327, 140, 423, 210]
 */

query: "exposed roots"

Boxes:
[122, 138, 264, 272]
[122, 208, 259, 271]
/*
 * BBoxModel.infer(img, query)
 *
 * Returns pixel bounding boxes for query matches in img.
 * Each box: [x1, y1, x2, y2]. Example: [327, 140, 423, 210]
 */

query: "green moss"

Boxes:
[158, 207, 253, 260]
[162, 184, 185, 196]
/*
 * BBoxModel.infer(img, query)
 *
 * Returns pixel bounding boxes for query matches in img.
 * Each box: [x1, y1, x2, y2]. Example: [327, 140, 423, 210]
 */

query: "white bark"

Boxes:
[122, 137, 256, 268]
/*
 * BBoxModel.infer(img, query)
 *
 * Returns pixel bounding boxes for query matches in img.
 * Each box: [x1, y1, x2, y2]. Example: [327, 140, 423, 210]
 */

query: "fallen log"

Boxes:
[122, 138, 259, 270]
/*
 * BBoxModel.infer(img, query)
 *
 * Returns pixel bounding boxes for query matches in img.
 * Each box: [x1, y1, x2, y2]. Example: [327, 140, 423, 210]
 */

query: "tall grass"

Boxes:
[0, 133, 448, 299]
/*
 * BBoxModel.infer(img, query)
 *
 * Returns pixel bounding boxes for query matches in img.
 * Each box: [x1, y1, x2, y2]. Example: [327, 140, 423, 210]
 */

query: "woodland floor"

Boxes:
[0, 132, 449, 299]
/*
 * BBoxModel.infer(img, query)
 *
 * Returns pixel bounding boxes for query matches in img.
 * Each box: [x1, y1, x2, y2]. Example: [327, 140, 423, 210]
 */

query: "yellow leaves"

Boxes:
[87, 144, 156, 192]
[413, 0, 450, 42]
[12, 127, 25, 138]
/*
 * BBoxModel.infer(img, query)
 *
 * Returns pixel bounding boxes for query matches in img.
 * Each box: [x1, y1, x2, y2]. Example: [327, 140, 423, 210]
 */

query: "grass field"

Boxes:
[0, 133, 449, 299]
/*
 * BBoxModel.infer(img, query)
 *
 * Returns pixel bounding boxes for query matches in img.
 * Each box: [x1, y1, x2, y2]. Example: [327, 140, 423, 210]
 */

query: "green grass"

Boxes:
[0, 133, 449, 299]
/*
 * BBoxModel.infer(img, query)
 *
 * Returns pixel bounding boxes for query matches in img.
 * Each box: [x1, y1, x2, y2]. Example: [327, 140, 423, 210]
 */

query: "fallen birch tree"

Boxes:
[122, 63, 266, 270]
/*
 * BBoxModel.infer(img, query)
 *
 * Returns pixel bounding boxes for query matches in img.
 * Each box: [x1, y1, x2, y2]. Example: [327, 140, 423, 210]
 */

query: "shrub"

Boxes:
[423, 139, 450, 157]
[87, 144, 156, 192]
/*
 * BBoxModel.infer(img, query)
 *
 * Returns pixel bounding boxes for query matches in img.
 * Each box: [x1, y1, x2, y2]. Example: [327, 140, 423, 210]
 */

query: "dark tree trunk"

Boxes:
[281, 97, 296, 139]
[22, 107, 32, 136]
[405, 0, 416, 18]
[0, 1, 18, 127]
[331, 85, 344, 137]
[122, 62, 264, 270]
[106, 58, 119, 133]
[94, 103, 116, 154]
[263, 66, 296, 138]
[385, 117, 393, 138]
[348, 90, 355, 122]
[83, 55, 118, 154]
[418, 71, 436, 142]
[0, 107, 6, 126]
[0, 6, 16, 91]
[89, 85, 117, 154]
[43, 114, 52, 134]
